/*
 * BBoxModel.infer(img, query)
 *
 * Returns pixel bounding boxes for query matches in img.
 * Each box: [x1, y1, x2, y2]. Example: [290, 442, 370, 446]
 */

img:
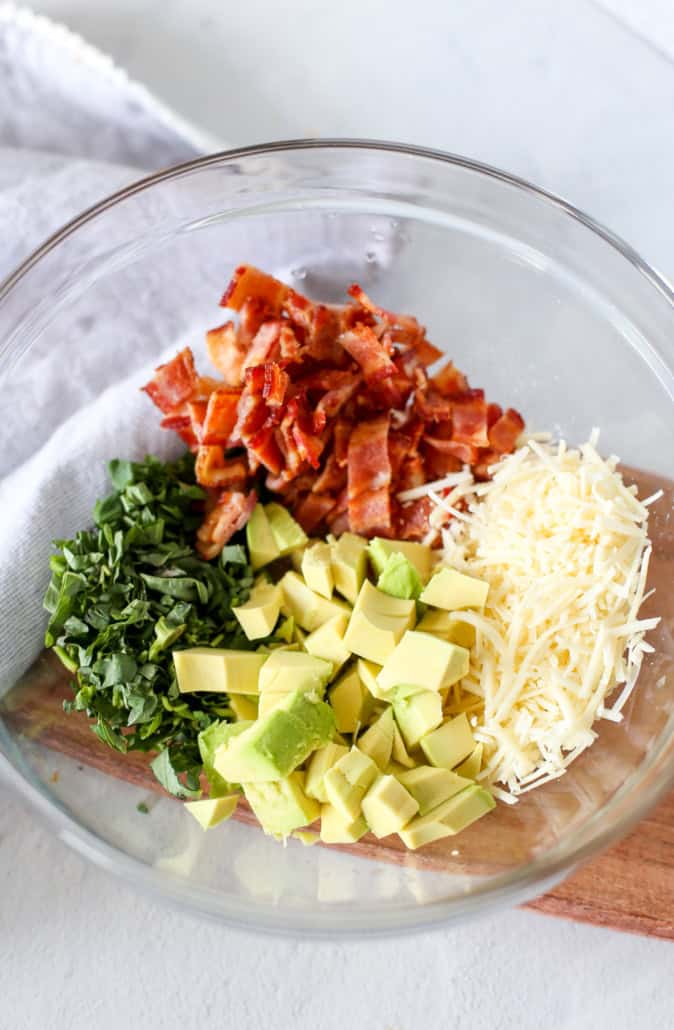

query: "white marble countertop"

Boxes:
[3, 2, 674, 1027]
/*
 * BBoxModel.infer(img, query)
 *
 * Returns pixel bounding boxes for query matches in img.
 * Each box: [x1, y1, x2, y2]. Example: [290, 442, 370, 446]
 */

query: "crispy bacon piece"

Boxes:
[196, 489, 257, 559]
[293, 492, 336, 533]
[339, 324, 396, 384]
[432, 360, 469, 398]
[488, 408, 525, 453]
[205, 323, 245, 386]
[246, 425, 283, 475]
[195, 447, 248, 488]
[414, 388, 453, 423]
[245, 363, 289, 407]
[220, 265, 288, 312]
[142, 348, 198, 414]
[159, 413, 199, 451]
[396, 454, 426, 492]
[396, 497, 435, 540]
[200, 389, 241, 446]
[347, 414, 392, 533]
[423, 436, 479, 466]
[312, 452, 347, 495]
[242, 320, 283, 371]
[451, 397, 490, 448]
[284, 292, 344, 363]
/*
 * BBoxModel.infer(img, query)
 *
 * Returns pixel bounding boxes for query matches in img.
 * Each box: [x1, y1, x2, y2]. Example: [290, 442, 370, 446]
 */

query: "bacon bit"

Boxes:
[144, 270, 524, 554]
[195, 447, 248, 488]
[347, 415, 392, 533]
[142, 348, 198, 414]
[220, 265, 288, 312]
[245, 363, 289, 407]
[200, 389, 241, 446]
[196, 489, 257, 559]
[339, 324, 396, 384]
[488, 408, 525, 453]
[293, 492, 336, 533]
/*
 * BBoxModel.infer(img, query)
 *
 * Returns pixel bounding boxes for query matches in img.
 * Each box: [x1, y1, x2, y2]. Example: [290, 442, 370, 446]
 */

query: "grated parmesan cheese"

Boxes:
[436, 434, 660, 795]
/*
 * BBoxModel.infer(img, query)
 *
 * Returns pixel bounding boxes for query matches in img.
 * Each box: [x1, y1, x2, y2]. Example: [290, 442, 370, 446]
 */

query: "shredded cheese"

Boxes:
[437, 435, 660, 795]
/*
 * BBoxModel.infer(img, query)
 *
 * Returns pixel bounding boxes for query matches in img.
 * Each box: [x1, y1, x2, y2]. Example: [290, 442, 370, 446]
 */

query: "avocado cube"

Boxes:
[304, 614, 351, 672]
[393, 689, 443, 749]
[246, 503, 281, 571]
[304, 742, 350, 802]
[368, 538, 433, 583]
[396, 765, 473, 816]
[228, 694, 259, 721]
[420, 567, 489, 610]
[331, 532, 369, 604]
[301, 542, 335, 599]
[257, 691, 293, 717]
[214, 689, 335, 783]
[357, 707, 394, 771]
[356, 658, 386, 700]
[376, 631, 470, 697]
[184, 794, 239, 830]
[173, 647, 267, 695]
[391, 722, 416, 768]
[398, 785, 495, 849]
[329, 667, 371, 734]
[293, 830, 320, 846]
[419, 713, 475, 770]
[376, 551, 423, 600]
[454, 743, 483, 779]
[232, 582, 281, 640]
[258, 649, 333, 695]
[361, 774, 419, 838]
[198, 720, 252, 797]
[279, 571, 351, 632]
[416, 609, 476, 650]
[320, 803, 368, 844]
[264, 502, 308, 556]
[323, 748, 379, 821]
[344, 581, 416, 665]
[243, 771, 320, 837]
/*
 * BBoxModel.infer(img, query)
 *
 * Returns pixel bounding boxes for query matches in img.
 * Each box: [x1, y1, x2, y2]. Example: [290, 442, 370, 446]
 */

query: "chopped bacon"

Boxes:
[145, 269, 524, 554]
[293, 492, 336, 533]
[200, 389, 241, 446]
[339, 324, 396, 384]
[220, 265, 288, 312]
[488, 408, 525, 453]
[142, 348, 198, 414]
[347, 414, 392, 533]
[196, 489, 257, 560]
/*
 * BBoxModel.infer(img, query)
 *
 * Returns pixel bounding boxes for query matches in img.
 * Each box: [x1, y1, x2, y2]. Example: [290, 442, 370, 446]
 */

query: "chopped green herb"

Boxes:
[44, 453, 260, 795]
[136, 802, 150, 814]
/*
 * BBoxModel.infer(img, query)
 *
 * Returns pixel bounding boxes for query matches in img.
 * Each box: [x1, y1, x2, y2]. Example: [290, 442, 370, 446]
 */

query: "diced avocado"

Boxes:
[357, 708, 394, 771]
[361, 774, 419, 838]
[357, 658, 386, 700]
[243, 771, 319, 837]
[184, 794, 239, 830]
[173, 647, 267, 696]
[257, 692, 290, 717]
[396, 765, 473, 816]
[420, 567, 489, 610]
[368, 538, 433, 583]
[215, 689, 335, 783]
[198, 720, 252, 797]
[344, 580, 416, 665]
[377, 552, 422, 600]
[228, 694, 259, 721]
[331, 532, 369, 604]
[264, 502, 308, 556]
[329, 667, 371, 734]
[232, 582, 281, 640]
[293, 830, 320, 846]
[246, 503, 281, 570]
[391, 722, 416, 768]
[398, 785, 495, 849]
[275, 615, 295, 643]
[323, 748, 379, 820]
[376, 631, 470, 698]
[301, 542, 334, 599]
[416, 609, 476, 650]
[393, 689, 443, 749]
[290, 545, 307, 572]
[279, 571, 350, 632]
[304, 614, 351, 671]
[320, 803, 368, 844]
[258, 649, 333, 695]
[419, 713, 475, 769]
[304, 742, 350, 802]
[454, 743, 483, 779]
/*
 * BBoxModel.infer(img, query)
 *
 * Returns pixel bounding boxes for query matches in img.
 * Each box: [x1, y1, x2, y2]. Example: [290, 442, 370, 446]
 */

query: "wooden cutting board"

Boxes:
[2, 465, 673, 940]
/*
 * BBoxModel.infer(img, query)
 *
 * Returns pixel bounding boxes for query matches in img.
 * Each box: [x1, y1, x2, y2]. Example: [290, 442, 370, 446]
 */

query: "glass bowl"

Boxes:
[0, 141, 672, 936]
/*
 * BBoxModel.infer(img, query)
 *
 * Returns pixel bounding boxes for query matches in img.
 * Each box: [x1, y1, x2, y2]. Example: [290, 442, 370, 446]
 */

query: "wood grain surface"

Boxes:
[2, 465, 672, 939]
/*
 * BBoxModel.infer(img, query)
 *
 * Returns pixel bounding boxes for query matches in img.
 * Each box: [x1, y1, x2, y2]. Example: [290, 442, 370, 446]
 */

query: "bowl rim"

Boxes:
[1, 137, 673, 936]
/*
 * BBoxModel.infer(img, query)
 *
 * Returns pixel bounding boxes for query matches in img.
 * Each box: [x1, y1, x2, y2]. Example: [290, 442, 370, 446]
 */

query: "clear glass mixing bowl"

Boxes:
[1, 141, 672, 936]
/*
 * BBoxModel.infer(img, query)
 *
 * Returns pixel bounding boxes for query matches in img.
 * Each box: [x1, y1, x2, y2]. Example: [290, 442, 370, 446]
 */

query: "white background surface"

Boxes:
[3, 2, 674, 1027]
